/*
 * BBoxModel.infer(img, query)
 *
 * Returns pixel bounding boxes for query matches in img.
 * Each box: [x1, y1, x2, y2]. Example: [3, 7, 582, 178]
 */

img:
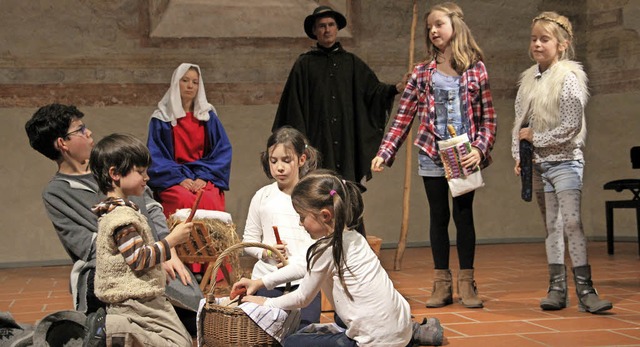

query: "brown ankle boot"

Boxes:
[458, 269, 483, 308]
[426, 269, 453, 308]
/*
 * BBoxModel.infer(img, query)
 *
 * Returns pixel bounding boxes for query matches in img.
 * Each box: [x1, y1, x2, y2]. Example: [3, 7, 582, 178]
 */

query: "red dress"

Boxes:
[158, 112, 225, 218]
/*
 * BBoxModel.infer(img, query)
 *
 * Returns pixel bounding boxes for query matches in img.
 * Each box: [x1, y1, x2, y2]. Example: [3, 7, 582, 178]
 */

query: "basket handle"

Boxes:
[208, 242, 289, 296]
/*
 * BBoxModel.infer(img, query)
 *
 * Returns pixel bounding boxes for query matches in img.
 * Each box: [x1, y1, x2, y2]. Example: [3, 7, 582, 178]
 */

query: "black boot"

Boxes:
[540, 264, 568, 310]
[572, 265, 613, 313]
[83, 307, 106, 347]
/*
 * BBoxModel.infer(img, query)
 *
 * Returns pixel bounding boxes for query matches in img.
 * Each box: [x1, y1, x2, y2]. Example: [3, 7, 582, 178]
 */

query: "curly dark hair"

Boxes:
[25, 103, 85, 160]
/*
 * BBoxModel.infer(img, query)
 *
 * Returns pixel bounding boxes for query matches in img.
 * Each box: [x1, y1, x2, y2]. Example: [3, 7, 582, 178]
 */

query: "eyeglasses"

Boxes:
[63, 124, 87, 138]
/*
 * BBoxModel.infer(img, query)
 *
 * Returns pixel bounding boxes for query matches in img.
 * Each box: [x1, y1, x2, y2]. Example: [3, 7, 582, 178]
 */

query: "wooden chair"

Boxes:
[603, 146, 640, 255]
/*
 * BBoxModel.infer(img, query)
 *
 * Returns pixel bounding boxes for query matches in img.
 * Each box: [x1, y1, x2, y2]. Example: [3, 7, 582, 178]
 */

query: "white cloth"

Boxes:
[151, 63, 214, 126]
[263, 230, 413, 347]
[242, 182, 314, 287]
[171, 208, 233, 224]
[196, 299, 206, 347]
[239, 302, 301, 343]
[196, 298, 300, 346]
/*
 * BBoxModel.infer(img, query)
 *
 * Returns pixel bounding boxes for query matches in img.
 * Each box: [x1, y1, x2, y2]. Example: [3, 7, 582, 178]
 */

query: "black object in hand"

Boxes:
[519, 139, 533, 202]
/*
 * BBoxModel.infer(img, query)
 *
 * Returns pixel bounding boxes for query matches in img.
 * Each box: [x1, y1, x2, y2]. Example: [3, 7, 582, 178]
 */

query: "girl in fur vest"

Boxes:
[512, 11, 612, 313]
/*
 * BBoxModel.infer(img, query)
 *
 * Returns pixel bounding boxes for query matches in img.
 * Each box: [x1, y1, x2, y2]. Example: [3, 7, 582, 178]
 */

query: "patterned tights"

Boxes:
[535, 189, 588, 267]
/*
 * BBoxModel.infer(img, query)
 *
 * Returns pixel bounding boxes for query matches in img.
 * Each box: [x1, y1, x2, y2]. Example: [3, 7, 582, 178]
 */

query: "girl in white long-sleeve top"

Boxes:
[242, 126, 322, 327]
[236, 170, 444, 346]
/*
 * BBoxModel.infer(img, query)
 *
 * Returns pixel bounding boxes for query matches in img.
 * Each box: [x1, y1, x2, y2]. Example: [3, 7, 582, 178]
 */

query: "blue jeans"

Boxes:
[284, 314, 416, 347]
[420, 85, 466, 177]
[283, 331, 358, 347]
[434, 87, 464, 138]
[418, 151, 445, 177]
[283, 314, 356, 347]
[533, 160, 584, 193]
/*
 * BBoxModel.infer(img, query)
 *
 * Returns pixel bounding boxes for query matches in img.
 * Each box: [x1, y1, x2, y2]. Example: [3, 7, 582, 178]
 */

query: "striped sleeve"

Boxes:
[113, 224, 171, 271]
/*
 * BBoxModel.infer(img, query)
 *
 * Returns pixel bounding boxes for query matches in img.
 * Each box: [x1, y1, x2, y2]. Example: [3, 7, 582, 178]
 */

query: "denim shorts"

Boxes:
[533, 160, 584, 193]
[418, 152, 445, 177]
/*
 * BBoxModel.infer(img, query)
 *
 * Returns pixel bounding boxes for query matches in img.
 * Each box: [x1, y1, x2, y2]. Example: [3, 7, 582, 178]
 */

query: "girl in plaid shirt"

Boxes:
[372, 2, 496, 309]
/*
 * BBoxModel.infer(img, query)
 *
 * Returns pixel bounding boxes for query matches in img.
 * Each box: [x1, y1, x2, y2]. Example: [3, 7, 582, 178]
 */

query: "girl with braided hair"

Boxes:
[512, 11, 612, 313]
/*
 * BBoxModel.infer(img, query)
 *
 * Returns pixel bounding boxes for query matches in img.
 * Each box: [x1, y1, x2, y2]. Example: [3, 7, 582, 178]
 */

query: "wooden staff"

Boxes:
[185, 189, 204, 223]
[394, 0, 419, 271]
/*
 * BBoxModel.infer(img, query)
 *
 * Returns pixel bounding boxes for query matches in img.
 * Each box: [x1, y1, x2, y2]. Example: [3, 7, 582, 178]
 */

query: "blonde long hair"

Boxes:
[531, 11, 575, 61]
[425, 2, 484, 74]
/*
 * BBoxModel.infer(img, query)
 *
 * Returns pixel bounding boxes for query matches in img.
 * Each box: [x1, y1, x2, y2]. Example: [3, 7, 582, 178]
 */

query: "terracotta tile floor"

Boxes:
[2, 241, 639, 346]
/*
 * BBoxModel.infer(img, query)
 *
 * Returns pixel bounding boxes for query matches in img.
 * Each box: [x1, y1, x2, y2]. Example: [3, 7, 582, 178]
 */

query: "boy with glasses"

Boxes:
[25, 103, 202, 336]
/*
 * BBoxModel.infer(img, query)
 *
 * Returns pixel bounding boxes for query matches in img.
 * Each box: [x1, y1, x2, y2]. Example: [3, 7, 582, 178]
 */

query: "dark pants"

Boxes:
[423, 176, 476, 269]
[283, 331, 358, 347]
[173, 306, 197, 337]
[284, 315, 415, 347]
[86, 268, 106, 314]
[255, 286, 321, 330]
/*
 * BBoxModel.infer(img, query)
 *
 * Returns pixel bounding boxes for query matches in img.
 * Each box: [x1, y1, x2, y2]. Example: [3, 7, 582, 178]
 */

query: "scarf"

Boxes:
[92, 197, 138, 217]
[151, 63, 214, 126]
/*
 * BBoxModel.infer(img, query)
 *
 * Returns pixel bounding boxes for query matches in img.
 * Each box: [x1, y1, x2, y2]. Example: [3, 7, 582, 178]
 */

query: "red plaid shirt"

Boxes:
[377, 60, 497, 167]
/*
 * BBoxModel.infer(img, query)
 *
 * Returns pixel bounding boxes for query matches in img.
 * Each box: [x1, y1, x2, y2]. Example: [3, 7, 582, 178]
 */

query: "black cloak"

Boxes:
[273, 43, 398, 183]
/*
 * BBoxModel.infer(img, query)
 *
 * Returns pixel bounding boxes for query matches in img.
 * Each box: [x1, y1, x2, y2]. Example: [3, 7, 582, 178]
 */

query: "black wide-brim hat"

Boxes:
[304, 6, 347, 40]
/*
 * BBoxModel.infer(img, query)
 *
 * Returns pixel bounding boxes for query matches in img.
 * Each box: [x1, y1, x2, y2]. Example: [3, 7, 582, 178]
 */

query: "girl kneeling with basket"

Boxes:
[234, 170, 444, 346]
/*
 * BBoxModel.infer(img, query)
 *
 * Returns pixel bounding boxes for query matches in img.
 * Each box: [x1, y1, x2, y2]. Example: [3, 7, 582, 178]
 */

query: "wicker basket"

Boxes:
[200, 242, 287, 347]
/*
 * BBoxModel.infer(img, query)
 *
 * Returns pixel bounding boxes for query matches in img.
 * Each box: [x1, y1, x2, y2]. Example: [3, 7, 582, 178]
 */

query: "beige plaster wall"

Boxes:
[5, 89, 640, 266]
[1, 0, 639, 266]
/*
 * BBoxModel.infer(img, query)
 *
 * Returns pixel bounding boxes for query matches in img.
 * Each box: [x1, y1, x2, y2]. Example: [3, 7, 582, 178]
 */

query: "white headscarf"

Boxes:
[151, 63, 214, 126]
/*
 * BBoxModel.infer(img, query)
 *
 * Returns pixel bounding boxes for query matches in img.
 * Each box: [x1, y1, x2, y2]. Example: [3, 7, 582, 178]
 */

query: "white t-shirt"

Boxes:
[263, 230, 412, 347]
[242, 182, 314, 287]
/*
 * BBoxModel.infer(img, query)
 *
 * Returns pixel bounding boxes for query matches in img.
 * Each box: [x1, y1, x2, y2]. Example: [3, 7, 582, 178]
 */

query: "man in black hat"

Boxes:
[273, 5, 406, 187]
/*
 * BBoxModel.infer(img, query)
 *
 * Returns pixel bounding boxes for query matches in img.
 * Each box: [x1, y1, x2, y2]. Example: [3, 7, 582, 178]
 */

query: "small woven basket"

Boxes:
[200, 242, 287, 347]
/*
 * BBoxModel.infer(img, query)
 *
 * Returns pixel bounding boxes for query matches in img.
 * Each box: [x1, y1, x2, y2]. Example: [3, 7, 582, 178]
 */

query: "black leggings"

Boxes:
[422, 176, 476, 270]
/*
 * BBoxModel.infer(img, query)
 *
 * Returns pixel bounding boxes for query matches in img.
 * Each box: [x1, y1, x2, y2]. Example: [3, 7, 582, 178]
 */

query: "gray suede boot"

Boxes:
[458, 269, 483, 308]
[426, 269, 453, 308]
[540, 264, 568, 310]
[411, 317, 443, 346]
[573, 265, 613, 313]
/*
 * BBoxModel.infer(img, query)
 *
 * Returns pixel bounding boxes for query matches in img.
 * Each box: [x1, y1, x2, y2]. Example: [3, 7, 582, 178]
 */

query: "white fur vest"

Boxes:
[513, 60, 588, 145]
